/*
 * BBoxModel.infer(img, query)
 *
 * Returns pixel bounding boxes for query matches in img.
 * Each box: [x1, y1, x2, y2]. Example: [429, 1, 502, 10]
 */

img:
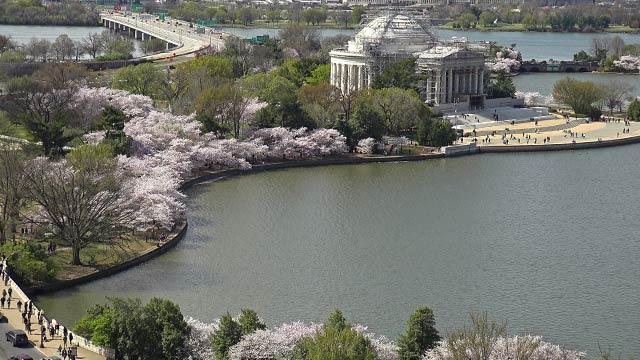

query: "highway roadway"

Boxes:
[100, 12, 231, 60]
[0, 321, 46, 360]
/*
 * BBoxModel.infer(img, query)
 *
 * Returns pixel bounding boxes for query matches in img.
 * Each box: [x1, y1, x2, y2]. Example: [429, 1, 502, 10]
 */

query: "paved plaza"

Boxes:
[447, 107, 554, 128]
[456, 116, 639, 147]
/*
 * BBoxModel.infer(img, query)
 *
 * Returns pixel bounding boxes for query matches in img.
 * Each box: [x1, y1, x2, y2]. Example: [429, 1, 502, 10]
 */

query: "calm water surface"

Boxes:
[38, 147, 640, 357]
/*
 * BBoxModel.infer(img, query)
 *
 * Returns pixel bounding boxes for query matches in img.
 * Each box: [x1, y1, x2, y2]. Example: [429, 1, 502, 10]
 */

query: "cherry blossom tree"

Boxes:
[229, 322, 322, 360]
[613, 55, 640, 72]
[185, 317, 218, 360]
[357, 138, 377, 154]
[423, 335, 585, 360]
[514, 91, 555, 107]
[73, 87, 153, 126]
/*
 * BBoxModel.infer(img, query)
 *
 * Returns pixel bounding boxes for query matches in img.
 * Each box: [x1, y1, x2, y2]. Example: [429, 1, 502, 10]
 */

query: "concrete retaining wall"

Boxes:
[440, 143, 478, 156]
[479, 134, 640, 153]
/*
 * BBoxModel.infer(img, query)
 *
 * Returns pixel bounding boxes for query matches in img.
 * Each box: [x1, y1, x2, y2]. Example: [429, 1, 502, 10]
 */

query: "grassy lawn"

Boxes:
[223, 20, 354, 30]
[438, 22, 526, 32]
[605, 25, 640, 33]
[0, 112, 33, 141]
[32, 226, 182, 281]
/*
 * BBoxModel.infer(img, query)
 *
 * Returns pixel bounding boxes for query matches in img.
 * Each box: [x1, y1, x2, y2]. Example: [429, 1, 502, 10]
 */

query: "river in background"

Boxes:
[37, 147, 640, 358]
[0, 24, 145, 58]
[220, 26, 640, 61]
[5, 24, 640, 60]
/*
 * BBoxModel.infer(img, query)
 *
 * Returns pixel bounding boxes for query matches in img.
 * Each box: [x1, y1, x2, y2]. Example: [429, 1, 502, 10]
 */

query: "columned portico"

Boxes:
[417, 45, 486, 108]
[330, 53, 371, 95]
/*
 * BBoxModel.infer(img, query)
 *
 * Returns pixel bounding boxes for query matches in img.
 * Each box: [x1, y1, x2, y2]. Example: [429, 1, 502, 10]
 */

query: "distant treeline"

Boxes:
[0, 0, 100, 26]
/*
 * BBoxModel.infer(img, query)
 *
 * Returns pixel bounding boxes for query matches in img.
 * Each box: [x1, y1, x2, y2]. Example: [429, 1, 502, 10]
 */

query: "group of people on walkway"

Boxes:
[0, 256, 78, 360]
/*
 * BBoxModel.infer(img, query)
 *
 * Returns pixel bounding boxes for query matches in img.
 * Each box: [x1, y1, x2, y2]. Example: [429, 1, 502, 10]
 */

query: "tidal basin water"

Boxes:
[38, 146, 640, 357]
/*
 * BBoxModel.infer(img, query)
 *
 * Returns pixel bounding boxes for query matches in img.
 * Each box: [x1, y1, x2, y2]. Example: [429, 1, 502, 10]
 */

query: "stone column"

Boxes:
[479, 68, 484, 94]
[465, 69, 471, 93]
[342, 64, 348, 94]
[473, 67, 479, 95]
[446, 68, 452, 104]
[453, 70, 459, 95]
[367, 67, 372, 88]
[330, 63, 335, 86]
[426, 76, 433, 102]
[439, 70, 446, 104]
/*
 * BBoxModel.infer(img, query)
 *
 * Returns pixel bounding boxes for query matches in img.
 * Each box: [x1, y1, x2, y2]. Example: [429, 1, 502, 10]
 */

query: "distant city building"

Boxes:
[329, 13, 488, 111]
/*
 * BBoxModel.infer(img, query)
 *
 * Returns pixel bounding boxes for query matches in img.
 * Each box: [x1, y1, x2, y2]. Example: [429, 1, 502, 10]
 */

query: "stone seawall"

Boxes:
[478, 134, 640, 153]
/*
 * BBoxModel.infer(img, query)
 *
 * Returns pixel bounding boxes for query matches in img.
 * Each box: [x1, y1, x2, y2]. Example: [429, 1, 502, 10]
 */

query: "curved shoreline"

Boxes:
[25, 133, 640, 296]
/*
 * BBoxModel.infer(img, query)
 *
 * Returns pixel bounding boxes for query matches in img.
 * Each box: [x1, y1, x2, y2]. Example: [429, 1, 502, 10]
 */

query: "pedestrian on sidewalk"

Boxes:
[49, 323, 55, 339]
[7, 296, 11, 308]
[29, 300, 33, 313]
[8, 287, 12, 298]
[41, 324, 47, 341]
[26, 320, 31, 334]
[61, 347, 67, 360]
[17, 299, 22, 311]
[1, 296, 5, 308]
[68, 331, 73, 346]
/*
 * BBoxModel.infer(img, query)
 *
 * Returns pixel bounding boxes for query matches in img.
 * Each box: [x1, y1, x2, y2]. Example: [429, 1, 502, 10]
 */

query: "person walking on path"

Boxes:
[7, 296, 11, 308]
[68, 331, 73, 346]
[17, 299, 22, 312]
[8, 287, 12, 298]
[63, 327, 68, 348]
[1, 296, 5, 309]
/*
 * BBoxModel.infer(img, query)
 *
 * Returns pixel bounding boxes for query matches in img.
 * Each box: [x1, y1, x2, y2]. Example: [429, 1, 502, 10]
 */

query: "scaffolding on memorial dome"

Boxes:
[357, 8, 438, 41]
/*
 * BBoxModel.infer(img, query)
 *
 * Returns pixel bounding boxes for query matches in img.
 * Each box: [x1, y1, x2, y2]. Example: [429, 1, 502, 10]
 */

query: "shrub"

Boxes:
[1, 242, 57, 283]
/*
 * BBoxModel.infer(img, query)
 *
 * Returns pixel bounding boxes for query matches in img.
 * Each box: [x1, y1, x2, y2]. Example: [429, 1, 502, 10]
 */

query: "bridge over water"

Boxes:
[100, 12, 231, 60]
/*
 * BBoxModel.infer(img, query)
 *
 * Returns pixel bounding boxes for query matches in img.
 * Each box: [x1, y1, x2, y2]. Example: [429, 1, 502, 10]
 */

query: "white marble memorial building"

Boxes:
[329, 13, 487, 111]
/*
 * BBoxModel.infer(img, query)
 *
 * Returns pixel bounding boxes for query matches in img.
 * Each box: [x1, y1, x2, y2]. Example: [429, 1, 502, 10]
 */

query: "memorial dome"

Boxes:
[347, 14, 437, 54]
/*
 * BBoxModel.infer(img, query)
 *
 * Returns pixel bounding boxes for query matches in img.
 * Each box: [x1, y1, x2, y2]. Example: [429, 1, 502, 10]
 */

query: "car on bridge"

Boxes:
[6, 330, 29, 347]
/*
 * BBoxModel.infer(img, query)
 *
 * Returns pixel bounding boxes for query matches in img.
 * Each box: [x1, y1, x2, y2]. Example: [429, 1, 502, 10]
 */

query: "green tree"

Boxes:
[112, 63, 162, 97]
[456, 13, 477, 29]
[429, 119, 457, 147]
[371, 57, 417, 90]
[294, 309, 377, 360]
[486, 71, 516, 99]
[351, 99, 385, 141]
[371, 87, 425, 134]
[212, 313, 243, 360]
[238, 308, 266, 335]
[73, 298, 189, 360]
[0, 148, 27, 244]
[416, 110, 433, 146]
[628, 100, 640, 121]
[95, 106, 132, 155]
[398, 306, 441, 360]
[553, 77, 605, 118]
[298, 83, 342, 128]
[479, 11, 496, 27]
[351, 6, 365, 25]
[4, 74, 79, 156]
[305, 64, 330, 85]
